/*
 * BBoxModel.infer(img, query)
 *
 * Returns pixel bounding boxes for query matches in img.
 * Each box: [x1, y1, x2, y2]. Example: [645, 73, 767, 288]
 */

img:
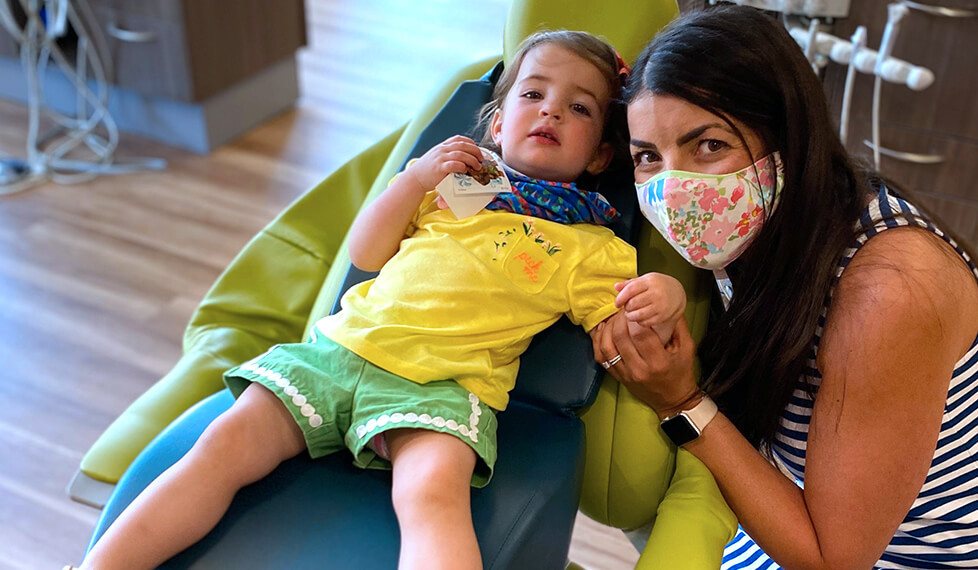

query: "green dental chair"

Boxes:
[72, 1, 737, 567]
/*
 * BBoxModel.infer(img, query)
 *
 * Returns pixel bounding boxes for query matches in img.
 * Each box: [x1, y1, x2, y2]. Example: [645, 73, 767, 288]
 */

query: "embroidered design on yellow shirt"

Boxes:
[515, 251, 543, 282]
[492, 219, 562, 261]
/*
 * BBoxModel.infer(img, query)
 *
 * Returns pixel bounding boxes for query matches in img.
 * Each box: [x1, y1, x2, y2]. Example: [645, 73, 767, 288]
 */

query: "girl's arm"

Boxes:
[596, 228, 978, 569]
[347, 135, 483, 271]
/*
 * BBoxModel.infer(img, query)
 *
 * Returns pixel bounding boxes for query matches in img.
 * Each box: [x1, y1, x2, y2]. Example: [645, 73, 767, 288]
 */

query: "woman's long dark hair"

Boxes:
[625, 6, 870, 447]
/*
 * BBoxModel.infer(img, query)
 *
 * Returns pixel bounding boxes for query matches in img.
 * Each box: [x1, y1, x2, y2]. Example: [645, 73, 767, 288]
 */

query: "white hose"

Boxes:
[871, 3, 910, 170]
[0, 0, 165, 196]
[839, 26, 866, 146]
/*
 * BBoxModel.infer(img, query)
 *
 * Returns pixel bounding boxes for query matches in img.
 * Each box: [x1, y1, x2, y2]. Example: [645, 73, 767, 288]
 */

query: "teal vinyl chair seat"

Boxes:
[92, 393, 585, 568]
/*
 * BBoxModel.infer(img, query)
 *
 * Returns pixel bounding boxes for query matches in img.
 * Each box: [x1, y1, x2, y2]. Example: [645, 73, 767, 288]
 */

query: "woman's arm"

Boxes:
[596, 228, 978, 569]
[347, 135, 483, 271]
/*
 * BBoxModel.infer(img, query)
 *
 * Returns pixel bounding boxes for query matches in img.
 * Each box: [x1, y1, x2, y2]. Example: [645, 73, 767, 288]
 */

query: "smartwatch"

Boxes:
[659, 394, 718, 447]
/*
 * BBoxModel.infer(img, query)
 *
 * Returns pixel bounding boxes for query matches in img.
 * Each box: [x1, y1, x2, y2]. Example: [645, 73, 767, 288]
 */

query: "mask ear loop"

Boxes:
[711, 152, 781, 312]
[713, 268, 733, 311]
[722, 115, 759, 312]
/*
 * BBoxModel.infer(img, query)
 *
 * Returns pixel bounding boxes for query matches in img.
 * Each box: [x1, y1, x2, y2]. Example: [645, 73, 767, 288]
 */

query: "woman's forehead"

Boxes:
[628, 95, 716, 136]
[628, 94, 751, 141]
[627, 92, 768, 157]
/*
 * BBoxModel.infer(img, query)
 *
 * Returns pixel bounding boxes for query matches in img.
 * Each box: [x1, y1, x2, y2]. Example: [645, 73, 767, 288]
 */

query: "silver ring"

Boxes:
[601, 354, 623, 369]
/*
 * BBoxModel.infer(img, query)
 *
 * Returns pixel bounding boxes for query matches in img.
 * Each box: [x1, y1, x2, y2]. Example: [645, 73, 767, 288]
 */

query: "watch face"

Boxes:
[661, 414, 701, 446]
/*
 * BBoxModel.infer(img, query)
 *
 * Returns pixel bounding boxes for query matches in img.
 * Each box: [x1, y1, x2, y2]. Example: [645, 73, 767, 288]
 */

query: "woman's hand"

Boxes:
[592, 310, 700, 416]
[402, 135, 484, 195]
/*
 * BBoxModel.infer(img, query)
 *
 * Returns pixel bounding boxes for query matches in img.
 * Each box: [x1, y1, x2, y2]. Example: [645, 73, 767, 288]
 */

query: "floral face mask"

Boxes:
[635, 152, 784, 271]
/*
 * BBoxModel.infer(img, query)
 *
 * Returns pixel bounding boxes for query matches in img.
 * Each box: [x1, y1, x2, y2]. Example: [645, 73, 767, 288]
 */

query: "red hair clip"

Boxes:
[614, 50, 631, 81]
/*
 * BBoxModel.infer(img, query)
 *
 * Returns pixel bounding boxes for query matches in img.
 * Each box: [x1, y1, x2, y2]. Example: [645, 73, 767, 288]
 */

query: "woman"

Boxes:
[596, 6, 978, 569]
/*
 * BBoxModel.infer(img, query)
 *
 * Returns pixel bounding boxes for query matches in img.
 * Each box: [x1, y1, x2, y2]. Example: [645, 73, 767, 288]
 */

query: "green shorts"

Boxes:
[224, 334, 498, 487]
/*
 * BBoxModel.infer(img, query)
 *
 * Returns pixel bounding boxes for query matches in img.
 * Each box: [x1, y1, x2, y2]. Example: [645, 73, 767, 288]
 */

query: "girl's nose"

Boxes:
[539, 105, 561, 120]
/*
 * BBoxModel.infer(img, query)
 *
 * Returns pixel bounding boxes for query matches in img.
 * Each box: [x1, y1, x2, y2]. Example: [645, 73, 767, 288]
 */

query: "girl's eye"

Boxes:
[521, 90, 542, 100]
[700, 139, 729, 154]
[571, 103, 592, 117]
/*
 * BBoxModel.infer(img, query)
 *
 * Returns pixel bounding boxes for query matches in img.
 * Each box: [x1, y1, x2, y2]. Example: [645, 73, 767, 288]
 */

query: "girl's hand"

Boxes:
[404, 135, 485, 194]
[615, 272, 687, 343]
[592, 310, 699, 415]
[348, 135, 482, 271]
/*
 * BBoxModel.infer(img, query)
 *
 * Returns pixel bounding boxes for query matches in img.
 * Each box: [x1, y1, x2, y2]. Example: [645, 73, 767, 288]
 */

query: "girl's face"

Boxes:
[490, 43, 613, 183]
[627, 93, 766, 184]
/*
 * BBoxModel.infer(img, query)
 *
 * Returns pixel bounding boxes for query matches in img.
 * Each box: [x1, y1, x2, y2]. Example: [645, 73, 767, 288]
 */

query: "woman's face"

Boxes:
[627, 93, 767, 184]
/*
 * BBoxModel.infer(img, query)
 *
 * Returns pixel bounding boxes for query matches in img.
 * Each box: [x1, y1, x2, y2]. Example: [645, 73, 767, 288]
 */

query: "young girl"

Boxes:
[77, 30, 686, 570]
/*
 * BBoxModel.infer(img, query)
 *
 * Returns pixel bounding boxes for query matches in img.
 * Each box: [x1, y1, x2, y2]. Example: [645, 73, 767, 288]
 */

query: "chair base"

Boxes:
[67, 471, 115, 509]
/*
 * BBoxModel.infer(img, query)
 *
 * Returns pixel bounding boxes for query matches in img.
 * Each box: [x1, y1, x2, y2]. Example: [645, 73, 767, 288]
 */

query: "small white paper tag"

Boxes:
[435, 148, 511, 218]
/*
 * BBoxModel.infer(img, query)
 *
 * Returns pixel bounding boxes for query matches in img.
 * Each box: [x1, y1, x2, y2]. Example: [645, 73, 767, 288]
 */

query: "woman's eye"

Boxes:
[632, 150, 659, 166]
[571, 103, 592, 116]
[700, 139, 728, 154]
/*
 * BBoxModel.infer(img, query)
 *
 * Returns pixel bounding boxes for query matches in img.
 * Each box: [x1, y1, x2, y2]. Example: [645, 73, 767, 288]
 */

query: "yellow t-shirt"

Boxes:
[316, 192, 637, 410]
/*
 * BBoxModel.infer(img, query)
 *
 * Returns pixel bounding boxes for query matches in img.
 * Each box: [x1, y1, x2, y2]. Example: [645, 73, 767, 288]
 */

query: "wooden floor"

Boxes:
[0, 1, 639, 568]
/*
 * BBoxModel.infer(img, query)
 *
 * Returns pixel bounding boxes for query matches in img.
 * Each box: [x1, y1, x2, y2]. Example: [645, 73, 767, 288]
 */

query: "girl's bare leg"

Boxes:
[81, 384, 306, 570]
[387, 429, 481, 570]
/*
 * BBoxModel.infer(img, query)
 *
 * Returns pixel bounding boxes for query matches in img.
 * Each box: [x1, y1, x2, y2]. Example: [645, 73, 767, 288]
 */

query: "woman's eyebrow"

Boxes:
[630, 138, 656, 150]
[677, 123, 728, 146]
[631, 122, 730, 151]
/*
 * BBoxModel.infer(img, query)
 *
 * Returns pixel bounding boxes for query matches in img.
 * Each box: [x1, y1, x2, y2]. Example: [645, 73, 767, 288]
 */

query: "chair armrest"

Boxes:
[636, 449, 737, 569]
[578, 223, 715, 528]
[577, 223, 735, 565]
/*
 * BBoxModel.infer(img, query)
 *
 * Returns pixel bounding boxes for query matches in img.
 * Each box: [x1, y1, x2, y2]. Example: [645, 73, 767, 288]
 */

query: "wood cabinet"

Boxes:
[0, 0, 307, 152]
[86, 0, 307, 102]
[0, 28, 14, 59]
[2, 0, 305, 101]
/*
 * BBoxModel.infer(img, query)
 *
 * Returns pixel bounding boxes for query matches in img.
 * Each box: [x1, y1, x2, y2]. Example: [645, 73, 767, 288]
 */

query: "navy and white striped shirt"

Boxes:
[723, 186, 978, 569]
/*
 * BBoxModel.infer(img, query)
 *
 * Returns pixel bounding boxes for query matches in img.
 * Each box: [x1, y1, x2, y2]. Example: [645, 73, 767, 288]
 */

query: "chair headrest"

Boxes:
[503, 0, 679, 66]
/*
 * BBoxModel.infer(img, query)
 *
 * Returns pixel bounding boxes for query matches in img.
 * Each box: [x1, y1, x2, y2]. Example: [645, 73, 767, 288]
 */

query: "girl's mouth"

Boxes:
[529, 129, 559, 144]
